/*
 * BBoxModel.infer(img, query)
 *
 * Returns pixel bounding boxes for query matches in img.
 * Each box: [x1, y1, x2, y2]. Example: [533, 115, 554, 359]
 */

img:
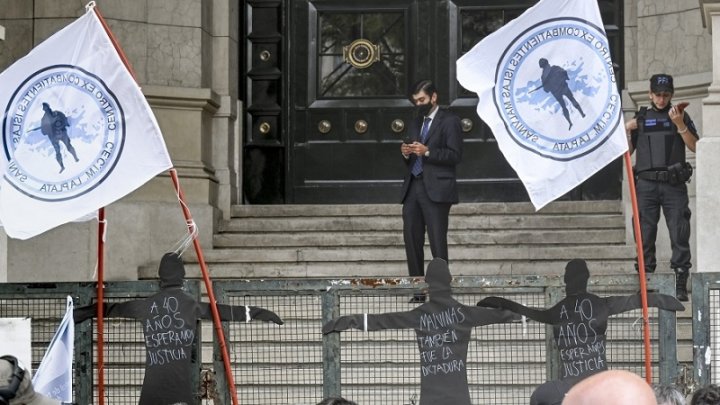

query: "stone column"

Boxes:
[697, 1, 720, 272]
[0, 25, 5, 41]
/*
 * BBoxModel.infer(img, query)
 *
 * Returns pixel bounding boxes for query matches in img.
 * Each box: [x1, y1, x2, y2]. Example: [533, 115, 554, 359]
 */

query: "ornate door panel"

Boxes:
[289, 0, 416, 203]
[244, 0, 623, 203]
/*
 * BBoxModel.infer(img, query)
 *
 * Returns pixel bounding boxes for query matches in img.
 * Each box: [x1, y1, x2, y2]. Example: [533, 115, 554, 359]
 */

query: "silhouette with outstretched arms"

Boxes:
[323, 258, 519, 405]
[40, 102, 79, 173]
[74, 252, 283, 405]
[477, 258, 684, 405]
[538, 58, 586, 130]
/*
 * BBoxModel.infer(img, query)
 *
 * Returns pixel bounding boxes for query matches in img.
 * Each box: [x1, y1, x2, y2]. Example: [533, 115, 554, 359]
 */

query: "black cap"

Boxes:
[650, 74, 674, 93]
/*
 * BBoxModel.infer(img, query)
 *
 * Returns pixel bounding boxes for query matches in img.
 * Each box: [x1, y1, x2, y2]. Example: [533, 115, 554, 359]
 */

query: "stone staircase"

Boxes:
[129, 201, 697, 404]
[175, 200, 636, 279]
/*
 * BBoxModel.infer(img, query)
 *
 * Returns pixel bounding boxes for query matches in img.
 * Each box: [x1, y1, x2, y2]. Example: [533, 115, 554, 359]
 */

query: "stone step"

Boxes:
[220, 213, 624, 233]
[184, 245, 635, 264]
[230, 201, 623, 218]
[213, 228, 626, 248]
[165, 258, 637, 279]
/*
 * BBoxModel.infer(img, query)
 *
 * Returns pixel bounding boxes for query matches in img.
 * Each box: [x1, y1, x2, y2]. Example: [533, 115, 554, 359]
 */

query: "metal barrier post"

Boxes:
[545, 286, 564, 380]
[656, 273, 679, 384]
[322, 288, 342, 398]
[213, 282, 232, 405]
[74, 283, 96, 405]
[692, 273, 711, 386]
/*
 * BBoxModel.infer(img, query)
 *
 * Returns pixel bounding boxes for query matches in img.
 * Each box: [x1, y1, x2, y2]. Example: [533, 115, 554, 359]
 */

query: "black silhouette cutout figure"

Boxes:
[538, 58, 586, 130]
[40, 103, 79, 173]
[478, 259, 684, 405]
[74, 253, 284, 405]
[323, 258, 518, 405]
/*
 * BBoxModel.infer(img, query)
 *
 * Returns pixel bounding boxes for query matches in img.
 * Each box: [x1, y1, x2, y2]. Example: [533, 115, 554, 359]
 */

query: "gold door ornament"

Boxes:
[343, 39, 380, 69]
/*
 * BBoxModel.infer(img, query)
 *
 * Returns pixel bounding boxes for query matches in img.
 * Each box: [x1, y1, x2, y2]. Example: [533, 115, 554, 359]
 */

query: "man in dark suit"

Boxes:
[400, 80, 463, 302]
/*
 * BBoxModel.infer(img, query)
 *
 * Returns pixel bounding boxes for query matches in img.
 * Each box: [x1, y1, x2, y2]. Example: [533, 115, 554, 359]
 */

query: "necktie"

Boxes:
[411, 117, 432, 177]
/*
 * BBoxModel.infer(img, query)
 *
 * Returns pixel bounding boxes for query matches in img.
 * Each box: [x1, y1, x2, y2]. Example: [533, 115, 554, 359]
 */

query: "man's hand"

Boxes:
[410, 142, 428, 156]
[400, 142, 413, 156]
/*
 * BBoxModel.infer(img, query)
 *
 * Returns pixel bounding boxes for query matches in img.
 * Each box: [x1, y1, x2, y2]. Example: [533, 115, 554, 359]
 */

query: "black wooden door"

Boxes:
[243, 0, 623, 204]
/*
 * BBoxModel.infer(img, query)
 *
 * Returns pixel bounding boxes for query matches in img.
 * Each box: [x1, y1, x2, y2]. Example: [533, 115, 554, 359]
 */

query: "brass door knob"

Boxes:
[391, 119, 405, 133]
[259, 121, 271, 135]
[354, 120, 368, 134]
[318, 120, 332, 134]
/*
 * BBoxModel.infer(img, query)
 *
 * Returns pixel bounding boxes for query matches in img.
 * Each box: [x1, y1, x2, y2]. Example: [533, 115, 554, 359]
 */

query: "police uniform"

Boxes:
[629, 74, 699, 301]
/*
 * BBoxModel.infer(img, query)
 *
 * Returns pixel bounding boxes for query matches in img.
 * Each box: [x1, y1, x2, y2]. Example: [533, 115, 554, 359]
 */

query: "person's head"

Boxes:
[539, 58, 549, 68]
[562, 370, 657, 405]
[158, 252, 186, 288]
[410, 80, 438, 117]
[425, 258, 452, 298]
[0, 355, 59, 405]
[690, 384, 720, 405]
[564, 259, 590, 295]
[653, 384, 686, 405]
[316, 397, 357, 405]
[649, 74, 674, 110]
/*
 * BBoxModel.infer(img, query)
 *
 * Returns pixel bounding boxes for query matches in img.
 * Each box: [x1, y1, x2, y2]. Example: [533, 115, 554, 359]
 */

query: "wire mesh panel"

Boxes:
[711, 289, 720, 385]
[466, 290, 546, 405]
[221, 290, 325, 405]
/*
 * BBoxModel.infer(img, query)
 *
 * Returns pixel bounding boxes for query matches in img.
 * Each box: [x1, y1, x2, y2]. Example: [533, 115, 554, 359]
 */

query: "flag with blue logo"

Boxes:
[33, 296, 74, 402]
[0, 5, 172, 239]
[456, 0, 627, 209]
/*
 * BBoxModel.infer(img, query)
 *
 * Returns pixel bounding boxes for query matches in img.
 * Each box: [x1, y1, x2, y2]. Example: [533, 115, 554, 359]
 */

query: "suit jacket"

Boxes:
[400, 108, 463, 204]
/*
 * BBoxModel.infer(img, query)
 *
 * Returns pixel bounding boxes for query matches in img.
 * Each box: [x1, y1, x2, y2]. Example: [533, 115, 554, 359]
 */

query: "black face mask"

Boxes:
[416, 102, 432, 117]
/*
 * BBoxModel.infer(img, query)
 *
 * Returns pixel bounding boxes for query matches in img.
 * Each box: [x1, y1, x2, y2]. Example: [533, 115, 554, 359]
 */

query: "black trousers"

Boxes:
[402, 176, 451, 277]
[635, 178, 692, 271]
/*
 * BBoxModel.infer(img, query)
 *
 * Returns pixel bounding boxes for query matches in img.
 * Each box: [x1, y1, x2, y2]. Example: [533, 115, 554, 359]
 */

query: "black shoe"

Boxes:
[674, 268, 689, 302]
[409, 293, 426, 303]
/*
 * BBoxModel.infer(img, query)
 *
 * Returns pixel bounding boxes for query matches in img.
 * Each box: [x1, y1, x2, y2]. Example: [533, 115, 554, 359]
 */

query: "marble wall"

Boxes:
[0, 0, 241, 281]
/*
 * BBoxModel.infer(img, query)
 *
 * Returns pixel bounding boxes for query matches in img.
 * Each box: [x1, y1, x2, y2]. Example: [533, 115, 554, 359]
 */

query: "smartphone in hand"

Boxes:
[676, 101, 689, 112]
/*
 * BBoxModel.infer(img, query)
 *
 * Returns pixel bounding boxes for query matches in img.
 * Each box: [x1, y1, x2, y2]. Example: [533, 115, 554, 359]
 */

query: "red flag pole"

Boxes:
[623, 151, 652, 382]
[169, 169, 239, 405]
[91, 6, 238, 404]
[96, 208, 106, 405]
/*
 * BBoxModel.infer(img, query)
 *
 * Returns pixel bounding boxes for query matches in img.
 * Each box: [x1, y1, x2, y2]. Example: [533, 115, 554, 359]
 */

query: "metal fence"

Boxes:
[692, 272, 720, 392]
[0, 273, 681, 405]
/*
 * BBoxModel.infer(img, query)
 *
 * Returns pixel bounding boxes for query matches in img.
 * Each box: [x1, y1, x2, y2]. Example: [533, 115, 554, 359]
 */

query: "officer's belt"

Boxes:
[637, 170, 669, 182]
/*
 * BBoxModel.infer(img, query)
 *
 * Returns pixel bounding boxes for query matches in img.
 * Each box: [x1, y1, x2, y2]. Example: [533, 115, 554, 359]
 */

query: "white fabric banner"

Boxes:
[456, 0, 627, 209]
[33, 296, 74, 402]
[0, 6, 172, 239]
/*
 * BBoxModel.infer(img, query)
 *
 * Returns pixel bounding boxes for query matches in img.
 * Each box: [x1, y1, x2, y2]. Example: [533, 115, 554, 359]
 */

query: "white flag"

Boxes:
[0, 6, 172, 239]
[33, 296, 74, 402]
[456, 0, 627, 209]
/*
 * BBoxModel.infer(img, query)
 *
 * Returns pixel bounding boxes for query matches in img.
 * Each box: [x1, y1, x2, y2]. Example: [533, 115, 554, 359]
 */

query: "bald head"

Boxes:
[563, 370, 657, 405]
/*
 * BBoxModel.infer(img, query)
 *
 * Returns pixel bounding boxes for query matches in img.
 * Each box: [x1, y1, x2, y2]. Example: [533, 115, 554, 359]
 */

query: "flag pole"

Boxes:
[169, 169, 240, 405]
[90, 6, 239, 404]
[96, 207, 106, 405]
[623, 151, 652, 382]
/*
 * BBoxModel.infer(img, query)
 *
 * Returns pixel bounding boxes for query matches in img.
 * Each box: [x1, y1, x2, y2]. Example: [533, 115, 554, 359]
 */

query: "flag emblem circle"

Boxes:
[493, 17, 621, 161]
[2, 65, 125, 201]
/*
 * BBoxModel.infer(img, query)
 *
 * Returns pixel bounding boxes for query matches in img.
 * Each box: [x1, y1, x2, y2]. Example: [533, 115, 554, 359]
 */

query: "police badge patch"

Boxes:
[2, 64, 125, 202]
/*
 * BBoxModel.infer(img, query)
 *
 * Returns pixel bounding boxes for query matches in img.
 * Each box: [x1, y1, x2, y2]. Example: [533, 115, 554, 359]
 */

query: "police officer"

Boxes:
[625, 74, 698, 301]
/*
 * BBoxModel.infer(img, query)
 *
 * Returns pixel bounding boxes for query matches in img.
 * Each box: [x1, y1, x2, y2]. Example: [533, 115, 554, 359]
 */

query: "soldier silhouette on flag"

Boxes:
[538, 58, 586, 130]
[40, 102, 79, 173]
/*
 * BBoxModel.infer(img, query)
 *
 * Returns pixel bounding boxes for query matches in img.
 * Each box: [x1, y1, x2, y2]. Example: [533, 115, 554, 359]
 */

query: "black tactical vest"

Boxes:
[634, 107, 686, 172]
